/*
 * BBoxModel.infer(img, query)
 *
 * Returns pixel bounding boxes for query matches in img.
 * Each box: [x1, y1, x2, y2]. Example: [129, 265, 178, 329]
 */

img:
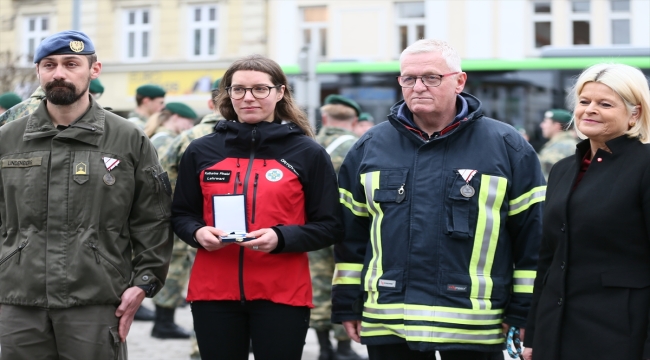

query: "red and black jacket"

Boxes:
[172, 120, 343, 307]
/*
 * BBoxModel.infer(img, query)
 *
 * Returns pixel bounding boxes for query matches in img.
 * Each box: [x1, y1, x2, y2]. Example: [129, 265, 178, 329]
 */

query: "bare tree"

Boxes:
[0, 50, 37, 96]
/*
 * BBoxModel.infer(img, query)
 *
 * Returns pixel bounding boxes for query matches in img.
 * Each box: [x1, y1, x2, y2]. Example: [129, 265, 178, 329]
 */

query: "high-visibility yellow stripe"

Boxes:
[513, 285, 534, 293]
[469, 175, 508, 310]
[513, 270, 536, 279]
[339, 188, 369, 217]
[513, 270, 536, 293]
[508, 186, 546, 216]
[333, 263, 363, 285]
[363, 303, 504, 325]
[361, 172, 384, 303]
[361, 322, 504, 344]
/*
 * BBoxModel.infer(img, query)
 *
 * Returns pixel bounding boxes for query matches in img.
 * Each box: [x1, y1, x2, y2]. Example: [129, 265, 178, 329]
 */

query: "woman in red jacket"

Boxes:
[171, 54, 343, 360]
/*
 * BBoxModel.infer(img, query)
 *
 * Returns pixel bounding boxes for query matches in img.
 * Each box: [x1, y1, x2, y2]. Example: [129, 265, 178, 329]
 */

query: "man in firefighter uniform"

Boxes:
[332, 39, 544, 360]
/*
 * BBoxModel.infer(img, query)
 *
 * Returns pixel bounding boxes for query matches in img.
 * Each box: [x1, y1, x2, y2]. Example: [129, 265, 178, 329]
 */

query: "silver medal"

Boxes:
[460, 184, 475, 198]
[103, 172, 115, 186]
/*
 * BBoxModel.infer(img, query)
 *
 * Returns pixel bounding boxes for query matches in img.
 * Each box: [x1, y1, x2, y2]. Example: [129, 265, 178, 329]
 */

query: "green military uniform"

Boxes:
[154, 112, 223, 356]
[538, 131, 577, 180]
[0, 97, 173, 358]
[127, 111, 147, 129]
[0, 87, 46, 127]
[150, 127, 176, 153]
[310, 126, 358, 341]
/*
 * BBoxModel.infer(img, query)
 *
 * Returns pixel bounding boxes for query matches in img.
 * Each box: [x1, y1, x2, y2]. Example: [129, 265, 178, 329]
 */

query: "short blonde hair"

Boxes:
[400, 39, 462, 72]
[320, 104, 356, 121]
[570, 63, 650, 143]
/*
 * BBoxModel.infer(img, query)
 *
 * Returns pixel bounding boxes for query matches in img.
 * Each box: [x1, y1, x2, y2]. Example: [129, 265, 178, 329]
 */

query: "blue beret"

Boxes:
[33, 30, 95, 64]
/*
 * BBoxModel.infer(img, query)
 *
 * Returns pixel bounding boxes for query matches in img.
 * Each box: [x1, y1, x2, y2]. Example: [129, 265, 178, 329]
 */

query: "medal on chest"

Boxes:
[458, 169, 477, 198]
[102, 157, 120, 186]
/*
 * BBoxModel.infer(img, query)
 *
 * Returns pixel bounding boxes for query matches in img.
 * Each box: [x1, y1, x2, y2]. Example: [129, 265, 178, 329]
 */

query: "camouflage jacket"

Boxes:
[159, 112, 225, 191]
[126, 111, 147, 129]
[151, 127, 176, 153]
[314, 126, 358, 174]
[0, 87, 46, 127]
[538, 131, 578, 180]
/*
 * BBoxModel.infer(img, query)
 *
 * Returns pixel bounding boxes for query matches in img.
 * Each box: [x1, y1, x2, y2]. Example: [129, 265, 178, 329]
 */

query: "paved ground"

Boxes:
[128, 299, 369, 360]
[129, 299, 514, 360]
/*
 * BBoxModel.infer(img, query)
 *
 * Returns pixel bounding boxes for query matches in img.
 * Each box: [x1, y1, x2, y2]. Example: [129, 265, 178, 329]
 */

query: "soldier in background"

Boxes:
[0, 92, 22, 114]
[127, 84, 166, 129]
[311, 94, 367, 360]
[354, 112, 375, 137]
[538, 109, 578, 180]
[89, 78, 104, 98]
[154, 80, 224, 358]
[0, 87, 45, 127]
[145, 102, 197, 146]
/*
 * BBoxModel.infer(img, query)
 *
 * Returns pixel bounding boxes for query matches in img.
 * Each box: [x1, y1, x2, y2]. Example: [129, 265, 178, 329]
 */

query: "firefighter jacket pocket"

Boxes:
[444, 172, 477, 240]
[372, 169, 408, 204]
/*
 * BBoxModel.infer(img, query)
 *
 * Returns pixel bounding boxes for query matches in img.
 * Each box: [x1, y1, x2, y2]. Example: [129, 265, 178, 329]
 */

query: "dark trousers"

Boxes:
[368, 342, 504, 360]
[191, 300, 310, 360]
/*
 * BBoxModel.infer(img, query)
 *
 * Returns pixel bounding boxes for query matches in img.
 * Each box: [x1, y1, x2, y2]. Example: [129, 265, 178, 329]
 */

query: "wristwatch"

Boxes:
[136, 283, 157, 297]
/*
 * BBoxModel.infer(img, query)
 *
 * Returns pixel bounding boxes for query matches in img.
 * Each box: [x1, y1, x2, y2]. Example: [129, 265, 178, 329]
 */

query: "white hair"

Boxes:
[400, 39, 462, 72]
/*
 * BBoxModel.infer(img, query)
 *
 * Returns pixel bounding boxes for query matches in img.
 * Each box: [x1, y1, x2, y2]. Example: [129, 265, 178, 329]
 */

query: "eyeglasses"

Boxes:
[396, 72, 460, 88]
[226, 85, 282, 100]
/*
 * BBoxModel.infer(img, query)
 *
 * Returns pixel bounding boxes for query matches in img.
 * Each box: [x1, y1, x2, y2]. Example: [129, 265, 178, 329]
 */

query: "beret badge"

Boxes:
[69, 41, 85, 52]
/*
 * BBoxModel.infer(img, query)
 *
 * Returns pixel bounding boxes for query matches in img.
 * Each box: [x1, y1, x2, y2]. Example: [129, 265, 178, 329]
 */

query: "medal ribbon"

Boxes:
[458, 169, 477, 184]
[103, 157, 120, 172]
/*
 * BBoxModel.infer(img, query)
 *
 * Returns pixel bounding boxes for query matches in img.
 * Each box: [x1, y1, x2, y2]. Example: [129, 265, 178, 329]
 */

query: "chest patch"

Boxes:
[265, 169, 283, 182]
[378, 279, 396, 288]
[204, 170, 232, 183]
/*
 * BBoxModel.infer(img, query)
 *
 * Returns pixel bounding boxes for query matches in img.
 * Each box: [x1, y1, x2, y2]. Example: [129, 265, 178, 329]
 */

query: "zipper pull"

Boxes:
[16, 241, 26, 264]
[396, 183, 406, 203]
[90, 243, 100, 264]
[254, 173, 259, 186]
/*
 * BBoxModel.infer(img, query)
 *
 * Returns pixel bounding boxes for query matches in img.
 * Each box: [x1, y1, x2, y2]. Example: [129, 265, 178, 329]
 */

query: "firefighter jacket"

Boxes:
[172, 120, 343, 307]
[0, 98, 173, 308]
[332, 93, 545, 352]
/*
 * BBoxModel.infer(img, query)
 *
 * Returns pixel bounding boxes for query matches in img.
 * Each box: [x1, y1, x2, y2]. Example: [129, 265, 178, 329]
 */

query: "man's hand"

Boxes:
[195, 226, 229, 251]
[342, 320, 362, 343]
[114, 286, 146, 342]
[242, 228, 278, 253]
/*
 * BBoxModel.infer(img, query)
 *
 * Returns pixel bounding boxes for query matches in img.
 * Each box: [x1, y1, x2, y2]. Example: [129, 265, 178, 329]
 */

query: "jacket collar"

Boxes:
[215, 119, 304, 149]
[575, 134, 641, 161]
[23, 96, 105, 146]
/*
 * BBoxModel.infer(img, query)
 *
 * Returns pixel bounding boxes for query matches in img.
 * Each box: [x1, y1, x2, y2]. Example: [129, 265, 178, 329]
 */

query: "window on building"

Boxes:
[23, 15, 49, 64]
[188, 4, 219, 59]
[300, 6, 328, 58]
[532, 1, 552, 48]
[610, 0, 630, 44]
[570, 1, 591, 45]
[395, 2, 425, 54]
[123, 9, 151, 61]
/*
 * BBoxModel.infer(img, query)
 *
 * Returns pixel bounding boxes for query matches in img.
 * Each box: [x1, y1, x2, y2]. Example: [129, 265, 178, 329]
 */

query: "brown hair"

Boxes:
[144, 109, 172, 138]
[217, 54, 313, 137]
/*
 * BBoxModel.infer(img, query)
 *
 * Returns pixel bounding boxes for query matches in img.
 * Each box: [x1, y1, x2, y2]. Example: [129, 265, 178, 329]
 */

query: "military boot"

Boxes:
[133, 304, 155, 321]
[336, 340, 368, 360]
[316, 330, 336, 360]
[151, 305, 191, 339]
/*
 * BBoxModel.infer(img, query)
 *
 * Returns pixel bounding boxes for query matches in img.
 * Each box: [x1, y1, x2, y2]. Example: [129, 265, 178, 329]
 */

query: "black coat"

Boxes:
[525, 135, 650, 360]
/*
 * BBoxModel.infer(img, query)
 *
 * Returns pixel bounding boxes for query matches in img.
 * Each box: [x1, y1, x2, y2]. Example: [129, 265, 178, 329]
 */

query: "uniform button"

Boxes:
[561, 261, 565, 270]
[142, 275, 149, 281]
[560, 223, 566, 232]
[558, 297, 563, 306]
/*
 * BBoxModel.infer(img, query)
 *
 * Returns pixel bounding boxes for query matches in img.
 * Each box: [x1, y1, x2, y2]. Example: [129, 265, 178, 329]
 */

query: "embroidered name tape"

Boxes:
[1, 157, 42, 168]
[204, 170, 232, 183]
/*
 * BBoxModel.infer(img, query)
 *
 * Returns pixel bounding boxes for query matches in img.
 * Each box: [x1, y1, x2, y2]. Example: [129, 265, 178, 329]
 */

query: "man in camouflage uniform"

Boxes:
[312, 94, 367, 360]
[538, 109, 578, 180]
[154, 80, 224, 359]
[149, 102, 197, 151]
[127, 84, 166, 129]
[0, 87, 46, 127]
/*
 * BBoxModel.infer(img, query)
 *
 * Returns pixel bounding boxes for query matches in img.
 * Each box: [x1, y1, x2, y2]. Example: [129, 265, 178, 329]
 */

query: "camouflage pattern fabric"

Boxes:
[538, 131, 578, 180]
[126, 111, 147, 129]
[154, 113, 223, 359]
[309, 126, 358, 340]
[0, 87, 46, 127]
[150, 127, 176, 153]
